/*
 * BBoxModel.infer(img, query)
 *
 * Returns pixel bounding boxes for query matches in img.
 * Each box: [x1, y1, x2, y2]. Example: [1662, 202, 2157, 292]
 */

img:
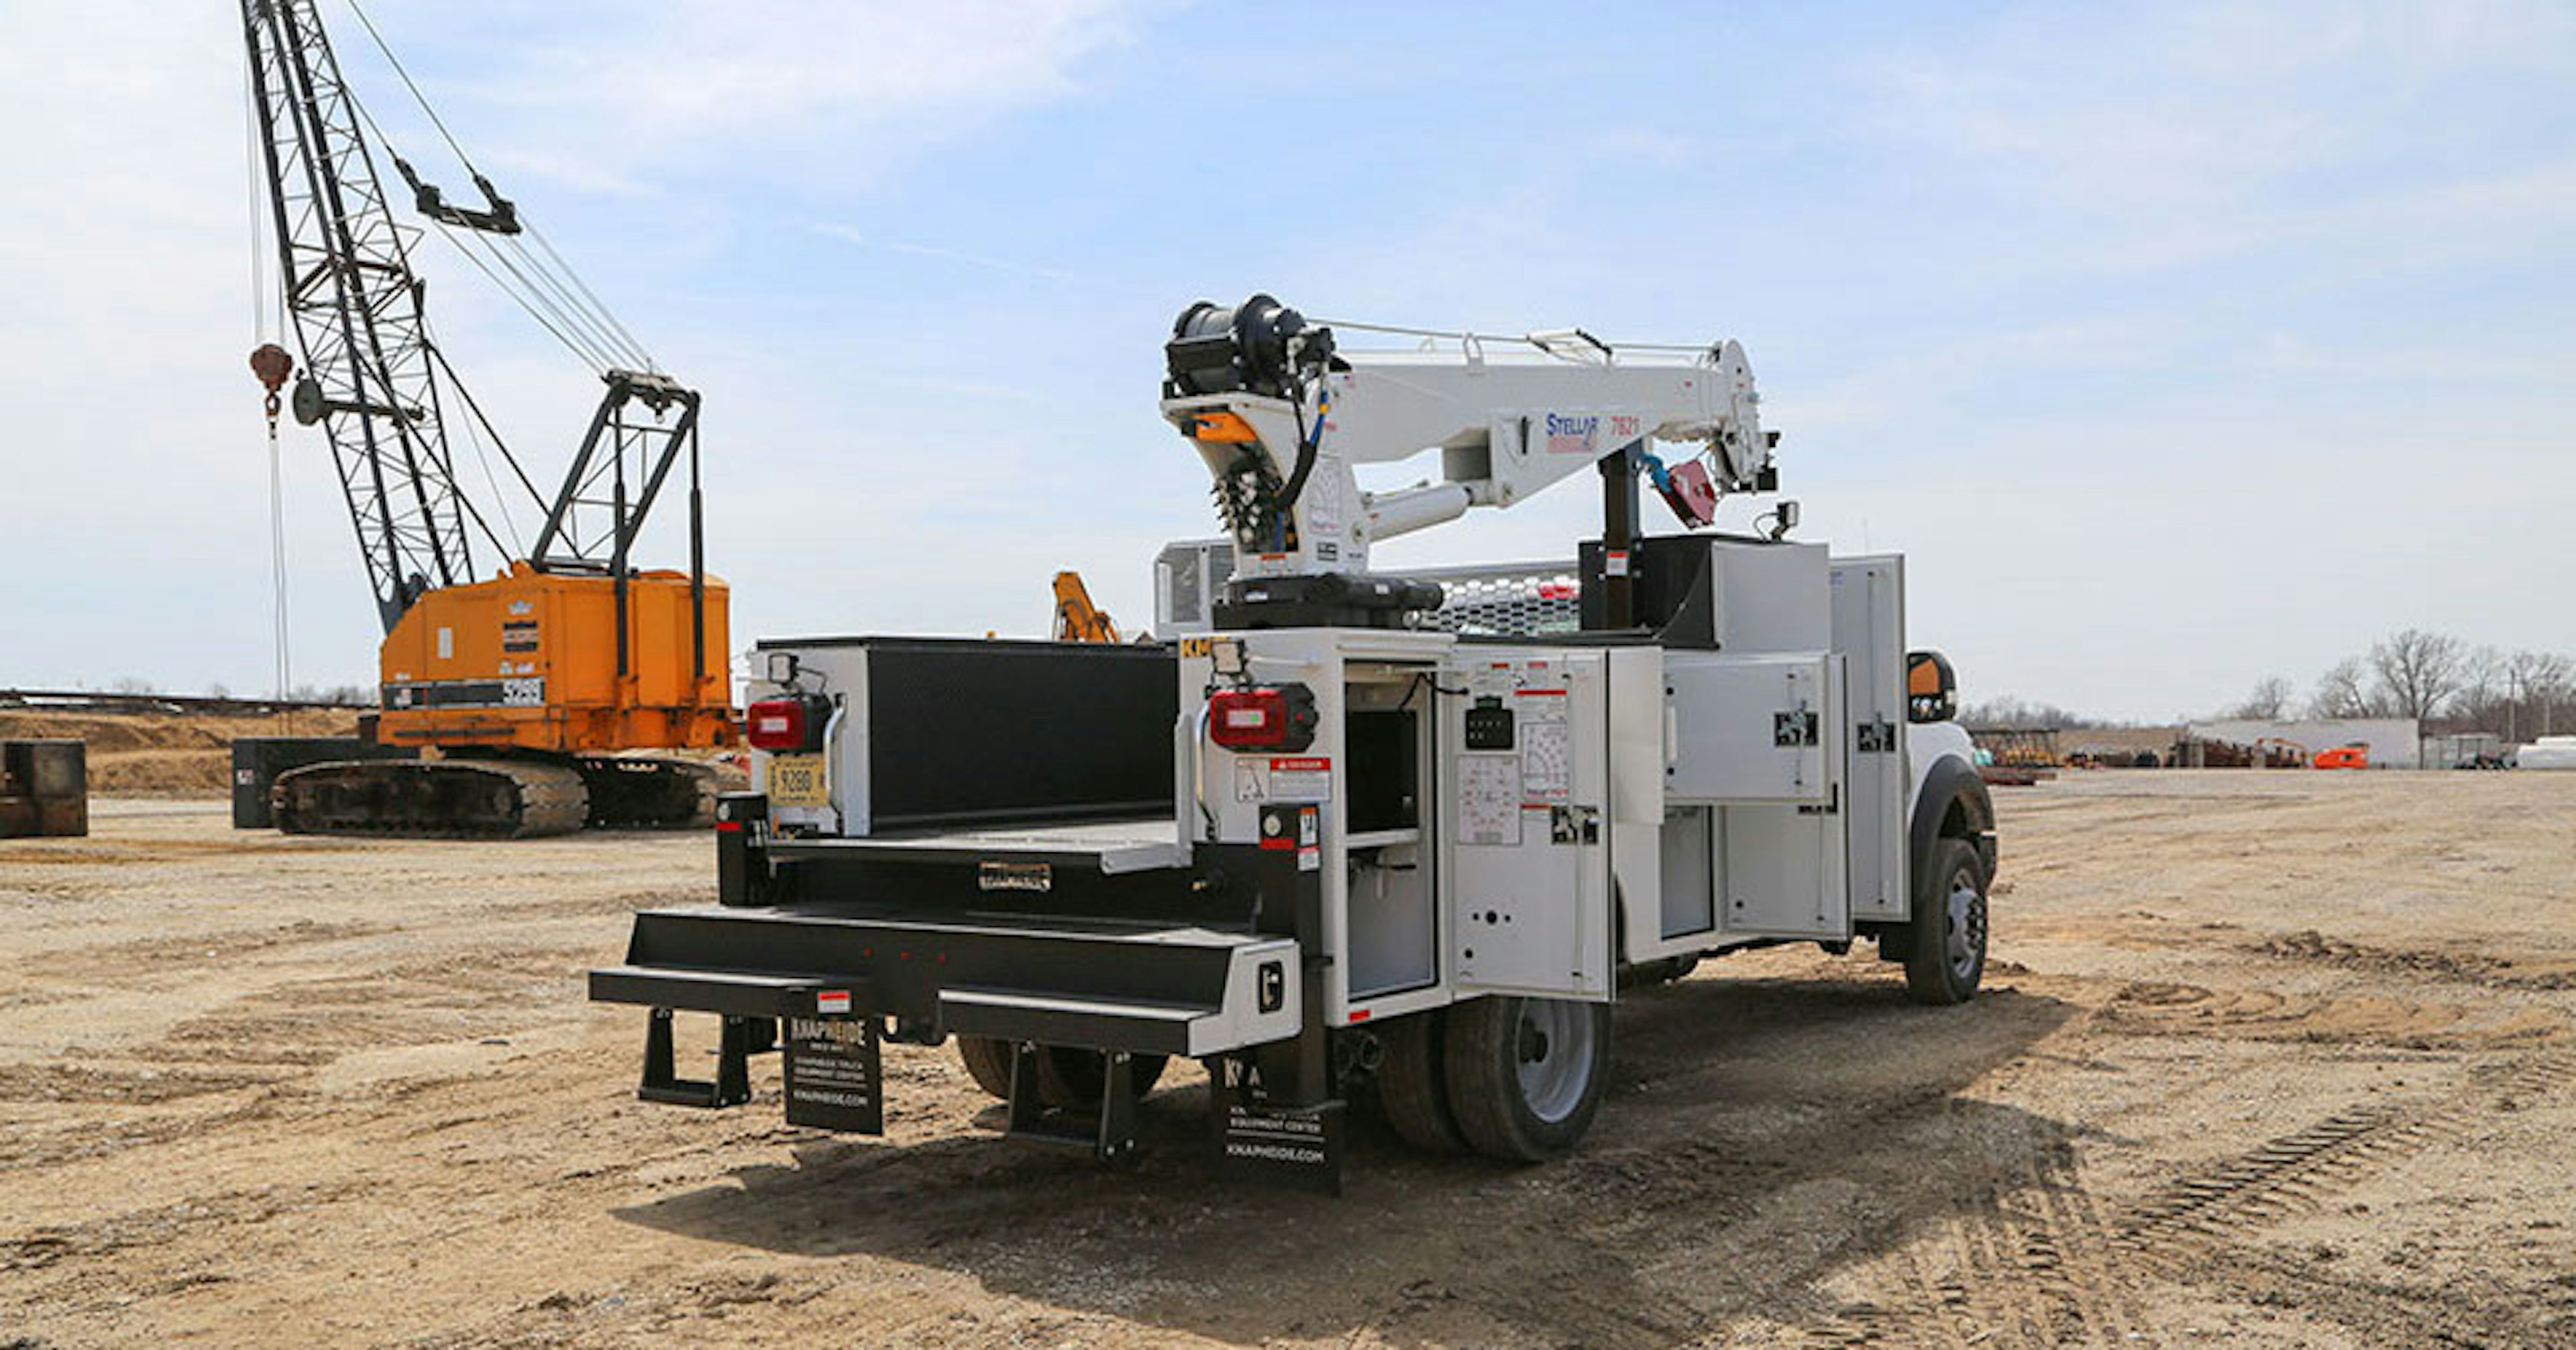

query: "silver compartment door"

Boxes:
[1830, 556, 1909, 921]
[1444, 651, 1613, 1002]
[1715, 657, 1851, 940]
[1663, 654, 1834, 803]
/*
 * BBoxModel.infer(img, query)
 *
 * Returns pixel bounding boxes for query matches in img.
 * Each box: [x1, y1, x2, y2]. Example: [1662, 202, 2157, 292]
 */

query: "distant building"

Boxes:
[2424, 732, 2505, 770]
[2184, 718, 2422, 770]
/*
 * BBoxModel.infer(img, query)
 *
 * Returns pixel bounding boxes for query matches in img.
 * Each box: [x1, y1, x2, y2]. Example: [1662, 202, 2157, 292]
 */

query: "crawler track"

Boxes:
[272, 758, 589, 839]
[270, 754, 718, 839]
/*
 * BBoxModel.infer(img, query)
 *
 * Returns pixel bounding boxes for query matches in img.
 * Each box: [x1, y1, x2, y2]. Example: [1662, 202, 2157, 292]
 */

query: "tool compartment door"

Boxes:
[1830, 556, 1909, 922]
[1662, 654, 1835, 803]
[1715, 658, 1851, 940]
[1442, 651, 1613, 1001]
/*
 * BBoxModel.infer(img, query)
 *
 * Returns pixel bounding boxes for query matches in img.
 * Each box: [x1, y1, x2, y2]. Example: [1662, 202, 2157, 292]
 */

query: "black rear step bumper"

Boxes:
[590, 904, 1301, 1059]
[596, 800, 1346, 1189]
[588, 965, 847, 1019]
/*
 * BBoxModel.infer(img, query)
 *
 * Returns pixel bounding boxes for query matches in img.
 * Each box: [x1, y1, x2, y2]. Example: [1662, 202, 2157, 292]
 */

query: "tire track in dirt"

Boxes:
[2116, 1053, 2575, 1267]
[1804, 1051, 2576, 1349]
[1806, 1143, 2163, 1350]
[1534, 1078, 2072, 1344]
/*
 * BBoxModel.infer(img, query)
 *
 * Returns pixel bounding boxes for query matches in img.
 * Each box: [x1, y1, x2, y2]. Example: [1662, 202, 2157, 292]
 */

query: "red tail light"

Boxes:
[1209, 684, 1318, 751]
[747, 695, 826, 751]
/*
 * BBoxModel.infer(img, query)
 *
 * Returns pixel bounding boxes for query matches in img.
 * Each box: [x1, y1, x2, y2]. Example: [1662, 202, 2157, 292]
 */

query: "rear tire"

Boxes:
[955, 1035, 1015, 1099]
[1441, 996, 1612, 1162]
[1903, 836, 1989, 1005]
[1375, 1010, 1464, 1154]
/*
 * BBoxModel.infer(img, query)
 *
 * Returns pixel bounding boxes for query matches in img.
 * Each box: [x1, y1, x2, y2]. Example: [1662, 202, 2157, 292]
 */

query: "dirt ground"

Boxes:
[0, 709, 358, 796]
[2, 771, 2572, 1349]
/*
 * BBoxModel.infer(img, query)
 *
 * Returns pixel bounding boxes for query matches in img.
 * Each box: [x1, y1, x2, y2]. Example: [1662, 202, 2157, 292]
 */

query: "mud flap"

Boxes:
[1210, 1058, 1346, 1196]
[782, 1016, 883, 1133]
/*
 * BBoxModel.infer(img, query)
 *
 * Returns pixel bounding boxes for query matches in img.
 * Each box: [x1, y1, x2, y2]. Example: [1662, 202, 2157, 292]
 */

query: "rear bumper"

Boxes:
[590, 904, 1301, 1057]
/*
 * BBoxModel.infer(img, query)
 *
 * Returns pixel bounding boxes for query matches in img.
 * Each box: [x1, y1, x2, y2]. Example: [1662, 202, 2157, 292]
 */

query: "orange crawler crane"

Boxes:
[241, 0, 731, 836]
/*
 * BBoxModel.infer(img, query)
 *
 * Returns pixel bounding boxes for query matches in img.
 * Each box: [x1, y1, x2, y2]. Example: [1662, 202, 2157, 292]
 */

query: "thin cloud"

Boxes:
[378, 0, 1166, 191]
[808, 221, 1085, 284]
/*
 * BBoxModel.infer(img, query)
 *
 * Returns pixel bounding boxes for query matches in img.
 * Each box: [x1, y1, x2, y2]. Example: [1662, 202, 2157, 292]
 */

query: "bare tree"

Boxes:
[2367, 629, 2468, 721]
[2310, 658, 2375, 718]
[2224, 676, 2294, 720]
[2501, 650, 2576, 741]
[1957, 694, 2106, 729]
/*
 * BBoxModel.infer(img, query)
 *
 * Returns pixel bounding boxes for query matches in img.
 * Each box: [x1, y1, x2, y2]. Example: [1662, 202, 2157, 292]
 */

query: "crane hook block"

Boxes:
[250, 343, 294, 395]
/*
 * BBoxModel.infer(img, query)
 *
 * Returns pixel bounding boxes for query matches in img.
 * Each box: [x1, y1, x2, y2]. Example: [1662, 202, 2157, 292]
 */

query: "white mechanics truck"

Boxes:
[592, 297, 1995, 1190]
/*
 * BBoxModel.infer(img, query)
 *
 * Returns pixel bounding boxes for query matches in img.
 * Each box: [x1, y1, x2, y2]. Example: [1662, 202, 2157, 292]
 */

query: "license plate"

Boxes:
[767, 753, 828, 807]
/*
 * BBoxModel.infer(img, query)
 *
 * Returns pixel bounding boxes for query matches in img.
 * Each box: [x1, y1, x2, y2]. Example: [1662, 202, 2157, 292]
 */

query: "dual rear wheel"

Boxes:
[958, 1001, 1615, 1164]
[1374, 995, 1614, 1163]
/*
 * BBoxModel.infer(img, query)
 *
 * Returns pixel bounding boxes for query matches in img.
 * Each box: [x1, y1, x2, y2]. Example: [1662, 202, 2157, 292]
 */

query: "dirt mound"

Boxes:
[0, 709, 359, 798]
[2255, 927, 2576, 991]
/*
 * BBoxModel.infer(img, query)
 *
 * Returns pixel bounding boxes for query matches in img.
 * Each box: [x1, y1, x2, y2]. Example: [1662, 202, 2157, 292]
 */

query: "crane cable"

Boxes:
[506, 229, 655, 372]
[527, 222, 657, 371]
[265, 93, 543, 566]
[341, 0, 658, 373]
[315, 99, 596, 569]
[340, 94, 648, 378]
[332, 79, 622, 376]
[244, 37, 291, 709]
[260, 2, 671, 586]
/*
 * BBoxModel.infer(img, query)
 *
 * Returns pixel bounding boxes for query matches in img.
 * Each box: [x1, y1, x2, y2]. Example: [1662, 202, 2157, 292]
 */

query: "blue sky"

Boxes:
[3, 1, 2570, 721]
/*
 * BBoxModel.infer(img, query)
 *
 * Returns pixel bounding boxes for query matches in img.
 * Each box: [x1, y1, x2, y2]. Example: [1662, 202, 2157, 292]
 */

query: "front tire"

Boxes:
[1904, 836, 1989, 1005]
[1442, 996, 1612, 1162]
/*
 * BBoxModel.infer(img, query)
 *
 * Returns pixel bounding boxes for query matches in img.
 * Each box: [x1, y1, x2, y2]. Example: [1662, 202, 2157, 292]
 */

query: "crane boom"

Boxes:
[1161, 296, 1772, 608]
[244, 0, 476, 633]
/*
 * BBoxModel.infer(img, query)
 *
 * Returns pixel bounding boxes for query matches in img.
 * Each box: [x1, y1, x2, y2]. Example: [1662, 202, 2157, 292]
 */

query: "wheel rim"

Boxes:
[1513, 999, 1597, 1124]
[1945, 868, 1987, 980]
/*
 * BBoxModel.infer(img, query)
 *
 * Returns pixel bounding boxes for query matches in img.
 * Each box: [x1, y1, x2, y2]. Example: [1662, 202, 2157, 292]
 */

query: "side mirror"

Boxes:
[1907, 650, 1957, 724]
